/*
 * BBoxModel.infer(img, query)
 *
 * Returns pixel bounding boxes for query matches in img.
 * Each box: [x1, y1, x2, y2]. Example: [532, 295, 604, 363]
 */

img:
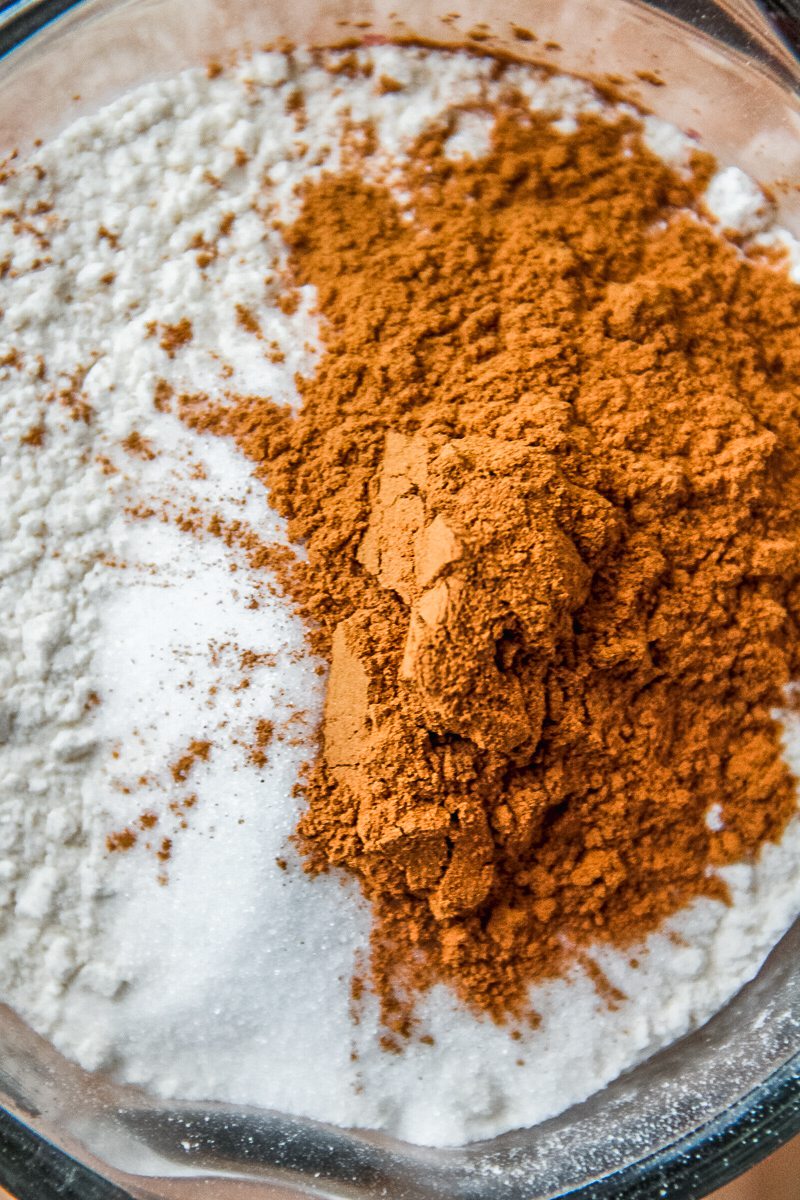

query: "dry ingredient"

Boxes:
[0, 43, 800, 1147]
[189, 99, 800, 1035]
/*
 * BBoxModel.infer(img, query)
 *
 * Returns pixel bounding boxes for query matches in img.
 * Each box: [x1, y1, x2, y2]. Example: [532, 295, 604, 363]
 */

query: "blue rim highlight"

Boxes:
[0, 0, 87, 59]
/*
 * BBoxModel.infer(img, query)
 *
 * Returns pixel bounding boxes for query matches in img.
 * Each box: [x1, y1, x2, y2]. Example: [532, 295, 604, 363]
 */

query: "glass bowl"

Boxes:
[0, 1, 799, 1196]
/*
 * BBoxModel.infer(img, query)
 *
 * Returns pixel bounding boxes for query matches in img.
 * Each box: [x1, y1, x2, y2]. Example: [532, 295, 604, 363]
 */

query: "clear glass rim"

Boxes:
[0, 1052, 799, 1199]
[0, 2, 797, 1197]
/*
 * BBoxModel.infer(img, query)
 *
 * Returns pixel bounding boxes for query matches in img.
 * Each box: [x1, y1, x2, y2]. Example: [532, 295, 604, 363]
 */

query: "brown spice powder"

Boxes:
[169, 738, 212, 783]
[249, 718, 275, 769]
[121, 430, 156, 460]
[20, 422, 45, 447]
[181, 96, 800, 1033]
[235, 303, 262, 337]
[157, 317, 193, 358]
[106, 827, 137, 853]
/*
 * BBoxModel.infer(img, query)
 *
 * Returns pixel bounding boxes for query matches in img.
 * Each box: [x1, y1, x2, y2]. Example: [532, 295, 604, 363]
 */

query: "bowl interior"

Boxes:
[0, 1, 799, 1197]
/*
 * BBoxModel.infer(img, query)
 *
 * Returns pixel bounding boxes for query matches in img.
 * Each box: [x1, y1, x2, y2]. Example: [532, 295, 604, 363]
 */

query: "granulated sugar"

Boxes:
[1, 45, 799, 1147]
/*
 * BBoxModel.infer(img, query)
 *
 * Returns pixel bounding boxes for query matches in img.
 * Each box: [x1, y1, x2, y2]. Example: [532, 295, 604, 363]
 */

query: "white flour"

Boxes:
[0, 44, 799, 1148]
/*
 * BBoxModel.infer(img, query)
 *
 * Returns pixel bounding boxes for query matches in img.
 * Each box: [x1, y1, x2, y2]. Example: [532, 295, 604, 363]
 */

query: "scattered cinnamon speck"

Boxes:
[235, 303, 261, 337]
[277, 290, 299, 316]
[249, 718, 274, 768]
[169, 738, 212, 783]
[158, 318, 193, 358]
[240, 649, 278, 671]
[377, 75, 404, 94]
[581, 958, 628, 1012]
[56, 368, 93, 423]
[122, 431, 156, 460]
[107, 828, 137, 853]
[20, 422, 45, 447]
[635, 69, 665, 86]
[98, 224, 119, 249]
[285, 89, 306, 129]
[153, 378, 174, 412]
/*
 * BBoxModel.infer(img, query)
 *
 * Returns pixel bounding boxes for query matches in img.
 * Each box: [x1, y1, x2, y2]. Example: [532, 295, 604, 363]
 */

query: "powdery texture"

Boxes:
[193, 95, 800, 1037]
[0, 45, 798, 1147]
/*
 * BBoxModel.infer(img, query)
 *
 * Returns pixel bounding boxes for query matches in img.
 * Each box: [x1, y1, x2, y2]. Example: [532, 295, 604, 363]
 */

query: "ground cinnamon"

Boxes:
[178, 87, 800, 1035]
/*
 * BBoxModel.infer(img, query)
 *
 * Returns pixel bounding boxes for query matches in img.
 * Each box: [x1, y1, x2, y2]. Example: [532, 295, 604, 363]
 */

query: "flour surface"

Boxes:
[0, 45, 799, 1147]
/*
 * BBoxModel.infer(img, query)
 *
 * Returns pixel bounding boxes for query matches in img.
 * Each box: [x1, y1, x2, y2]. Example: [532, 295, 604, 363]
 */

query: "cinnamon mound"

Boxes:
[182, 98, 800, 1034]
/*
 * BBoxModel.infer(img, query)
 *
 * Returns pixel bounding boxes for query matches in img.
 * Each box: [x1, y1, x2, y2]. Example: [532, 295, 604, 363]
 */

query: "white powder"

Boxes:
[704, 164, 773, 235]
[1, 45, 799, 1148]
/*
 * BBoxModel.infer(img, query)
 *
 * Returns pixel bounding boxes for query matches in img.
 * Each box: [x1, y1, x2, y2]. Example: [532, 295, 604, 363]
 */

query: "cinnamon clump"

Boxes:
[181, 93, 800, 1032]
